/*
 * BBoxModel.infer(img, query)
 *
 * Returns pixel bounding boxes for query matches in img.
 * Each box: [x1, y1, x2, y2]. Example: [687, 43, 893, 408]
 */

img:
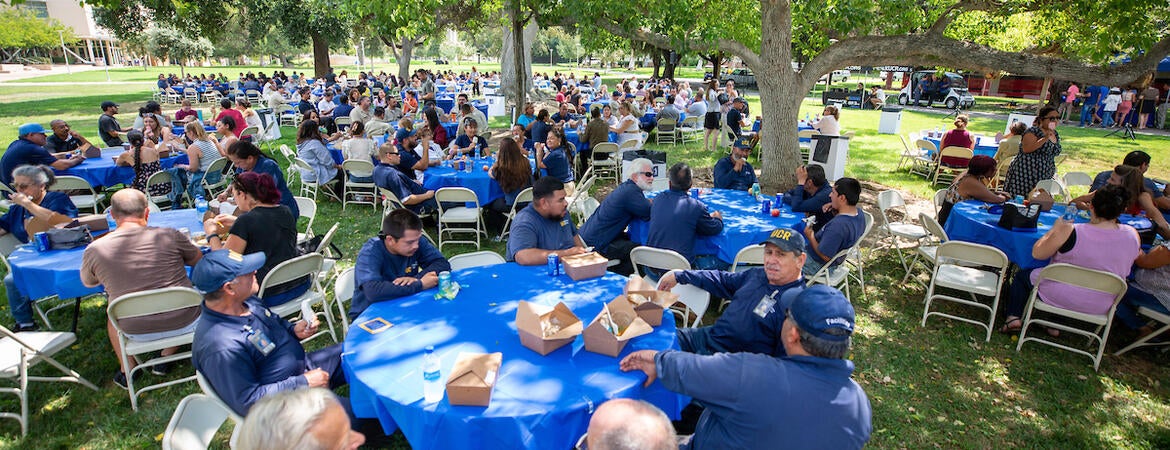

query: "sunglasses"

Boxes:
[638, 171, 654, 177]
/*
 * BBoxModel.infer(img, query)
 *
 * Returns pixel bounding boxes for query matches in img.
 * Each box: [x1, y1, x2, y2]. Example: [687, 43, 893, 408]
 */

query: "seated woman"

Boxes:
[203, 172, 308, 307]
[0, 164, 78, 331]
[940, 114, 975, 150]
[423, 107, 449, 149]
[223, 141, 299, 217]
[487, 138, 534, 231]
[936, 155, 1009, 225]
[1115, 243, 1170, 338]
[339, 120, 376, 162]
[116, 130, 172, 200]
[296, 119, 344, 199]
[813, 105, 841, 136]
[216, 116, 239, 155]
[448, 118, 489, 158]
[236, 98, 263, 138]
[1000, 184, 1142, 334]
[609, 102, 641, 149]
[992, 121, 1028, 188]
[1071, 164, 1170, 238]
[141, 113, 180, 151]
[175, 122, 224, 200]
[538, 127, 575, 194]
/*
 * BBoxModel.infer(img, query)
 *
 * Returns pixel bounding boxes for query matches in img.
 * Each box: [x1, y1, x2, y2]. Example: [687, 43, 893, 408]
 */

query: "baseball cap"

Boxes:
[395, 127, 417, 142]
[100, 100, 119, 110]
[732, 97, 746, 104]
[760, 228, 805, 255]
[17, 123, 45, 137]
[191, 250, 266, 294]
[787, 285, 855, 341]
[611, 90, 622, 97]
[733, 137, 752, 149]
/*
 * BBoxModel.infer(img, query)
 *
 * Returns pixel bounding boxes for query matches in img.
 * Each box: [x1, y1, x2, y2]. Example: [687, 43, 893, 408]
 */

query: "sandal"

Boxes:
[999, 317, 1022, 334]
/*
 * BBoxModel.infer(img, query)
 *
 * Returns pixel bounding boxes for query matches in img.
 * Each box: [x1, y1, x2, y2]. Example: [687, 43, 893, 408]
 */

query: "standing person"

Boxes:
[1101, 88, 1121, 128]
[1058, 82, 1080, 124]
[1079, 84, 1101, 127]
[702, 79, 722, 152]
[296, 120, 343, 199]
[1003, 106, 1062, 198]
[223, 141, 299, 217]
[1138, 84, 1161, 130]
[99, 100, 130, 147]
[647, 163, 724, 269]
[1117, 87, 1136, 127]
[579, 158, 654, 276]
[0, 123, 83, 185]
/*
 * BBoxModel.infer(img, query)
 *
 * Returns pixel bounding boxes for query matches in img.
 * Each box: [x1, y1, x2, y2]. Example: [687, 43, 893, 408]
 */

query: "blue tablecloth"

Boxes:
[943, 200, 1152, 269]
[172, 125, 217, 136]
[328, 135, 387, 165]
[925, 136, 998, 158]
[343, 263, 686, 450]
[421, 157, 505, 205]
[564, 129, 618, 152]
[6, 209, 206, 300]
[55, 148, 184, 188]
[628, 189, 805, 263]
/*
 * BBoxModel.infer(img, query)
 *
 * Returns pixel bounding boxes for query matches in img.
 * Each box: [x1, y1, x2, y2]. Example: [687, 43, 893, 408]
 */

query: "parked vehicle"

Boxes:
[722, 68, 756, 87]
[897, 70, 976, 109]
[818, 69, 851, 84]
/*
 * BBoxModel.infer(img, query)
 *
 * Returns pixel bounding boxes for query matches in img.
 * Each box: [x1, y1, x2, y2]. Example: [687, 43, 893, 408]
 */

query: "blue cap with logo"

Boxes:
[760, 228, 806, 255]
[733, 137, 753, 149]
[788, 285, 855, 342]
[17, 123, 45, 137]
[395, 127, 417, 143]
[191, 250, 266, 294]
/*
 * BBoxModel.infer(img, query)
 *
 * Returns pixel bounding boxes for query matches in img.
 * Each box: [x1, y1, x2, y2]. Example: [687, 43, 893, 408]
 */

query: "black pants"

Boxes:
[599, 236, 639, 276]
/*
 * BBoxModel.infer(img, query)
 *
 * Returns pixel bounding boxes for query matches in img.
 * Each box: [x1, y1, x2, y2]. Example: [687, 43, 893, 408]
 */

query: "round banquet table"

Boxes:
[55, 148, 185, 188]
[419, 156, 534, 206]
[942, 200, 1153, 269]
[564, 129, 618, 152]
[342, 263, 686, 450]
[627, 188, 806, 264]
[924, 134, 999, 158]
[6, 209, 206, 301]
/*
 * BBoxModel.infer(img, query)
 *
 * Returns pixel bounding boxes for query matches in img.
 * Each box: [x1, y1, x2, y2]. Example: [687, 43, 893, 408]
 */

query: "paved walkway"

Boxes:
[0, 64, 116, 83]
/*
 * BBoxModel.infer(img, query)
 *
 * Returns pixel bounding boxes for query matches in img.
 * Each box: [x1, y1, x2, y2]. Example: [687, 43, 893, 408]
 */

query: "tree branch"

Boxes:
[590, 17, 761, 69]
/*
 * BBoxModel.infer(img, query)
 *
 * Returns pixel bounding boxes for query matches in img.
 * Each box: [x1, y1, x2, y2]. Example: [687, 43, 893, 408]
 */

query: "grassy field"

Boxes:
[0, 67, 1168, 449]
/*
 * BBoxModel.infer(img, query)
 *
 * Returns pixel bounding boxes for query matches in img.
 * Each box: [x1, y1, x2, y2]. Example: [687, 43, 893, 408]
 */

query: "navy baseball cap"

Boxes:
[395, 127, 417, 142]
[17, 123, 45, 137]
[191, 250, 266, 294]
[733, 137, 752, 149]
[760, 228, 805, 255]
[788, 285, 855, 341]
[100, 100, 118, 110]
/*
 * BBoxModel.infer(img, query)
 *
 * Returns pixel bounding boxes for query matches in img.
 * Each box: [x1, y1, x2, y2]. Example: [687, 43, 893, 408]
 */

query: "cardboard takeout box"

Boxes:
[515, 301, 582, 356]
[583, 297, 654, 357]
[446, 352, 503, 407]
[561, 252, 608, 281]
[623, 277, 680, 327]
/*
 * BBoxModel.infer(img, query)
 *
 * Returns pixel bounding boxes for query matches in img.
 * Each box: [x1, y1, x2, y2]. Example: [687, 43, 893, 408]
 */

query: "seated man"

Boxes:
[713, 138, 757, 191]
[647, 163, 723, 269]
[44, 119, 95, 154]
[583, 399, 676, 450]
[81, 189, 203, 387]
[373, 143, 437, 215]
[505, 176, 587, 265]
[656, 228, 807, 356]
[802, 178, 866, 277]
[393, 128, 427, 176]
[550, 102, 579, 128]
[350, 209, 450, 319]
[365, 106, 393, 137]
[1090, 150, 1169, 219]
[658, 96, 681, 124]
[237, 388, 366, 450]
[0, 123, 83, 185]
[620, 285, 872, 450]
[192, 250, 345, 417]
[579, 159, 654, 276]
[782, 164, 833, 229]
[459, 102, 490, 134]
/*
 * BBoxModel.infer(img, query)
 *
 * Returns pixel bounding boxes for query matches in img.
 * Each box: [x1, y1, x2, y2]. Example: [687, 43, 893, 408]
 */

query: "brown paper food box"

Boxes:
[561, 252, 608, 281]
[583, 297, 654, 357]
[623, 277, 680, 327]
[84, 146, 102, 159]
[68, 214, 109, 232]
[24, 213, 74, 236]
[515, 301, 583, 356]
[445, 352, 503, 407]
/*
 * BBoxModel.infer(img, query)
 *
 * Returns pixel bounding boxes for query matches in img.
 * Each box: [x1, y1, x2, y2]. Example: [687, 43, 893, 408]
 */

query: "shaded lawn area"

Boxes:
[0, 79, 1166, 448]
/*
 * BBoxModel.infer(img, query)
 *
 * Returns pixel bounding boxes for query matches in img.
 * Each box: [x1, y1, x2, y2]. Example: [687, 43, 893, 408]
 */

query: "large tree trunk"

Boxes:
[755, 72, 802, 193]
[397, 37, 416, 82]
[663, 51, 678, 80]
[502, 3, 536, 115]
[651, 50, 662, 78]
[311, 33, 330, 78]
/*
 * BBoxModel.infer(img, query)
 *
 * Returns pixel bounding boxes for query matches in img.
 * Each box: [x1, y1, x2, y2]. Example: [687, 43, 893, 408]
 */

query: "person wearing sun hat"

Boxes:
[190, 249, 347, 417]
[619, 285, 872, 450]
[0, 123, 83, 185]
[655, 227, 807, 357]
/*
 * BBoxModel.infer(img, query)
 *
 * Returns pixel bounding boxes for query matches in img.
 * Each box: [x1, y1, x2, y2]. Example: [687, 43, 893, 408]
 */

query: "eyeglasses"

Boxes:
[13, 183, 35, 190]
[638, 171, 654, 177]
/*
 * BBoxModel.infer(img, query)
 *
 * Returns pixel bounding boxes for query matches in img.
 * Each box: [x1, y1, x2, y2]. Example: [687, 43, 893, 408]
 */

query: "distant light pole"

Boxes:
[359, 38, 366, 69]
[58, 31, 71, 74]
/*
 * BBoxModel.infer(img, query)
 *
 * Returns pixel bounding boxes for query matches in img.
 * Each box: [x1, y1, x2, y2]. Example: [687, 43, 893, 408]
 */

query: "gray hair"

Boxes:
[624, 158, 653, 180]
[11, 165, 54, 188]
[236, 388, 339, 450]
[590, 399, 676, 450]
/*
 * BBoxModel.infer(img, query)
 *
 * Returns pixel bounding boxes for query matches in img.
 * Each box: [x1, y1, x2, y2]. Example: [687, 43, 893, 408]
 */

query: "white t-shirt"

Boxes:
[705, 89, 720, 111]
[814, 115, 840, 136]
[414, 141, 444, 183]
[317, 99, 336, 115]
[340, 137, 376, 161]
[1103, 94, 1122, 111]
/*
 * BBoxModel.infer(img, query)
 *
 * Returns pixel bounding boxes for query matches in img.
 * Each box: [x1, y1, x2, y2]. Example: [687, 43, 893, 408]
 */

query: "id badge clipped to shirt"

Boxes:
[245, 326, 275, 355]
[752, 290, 779, 319]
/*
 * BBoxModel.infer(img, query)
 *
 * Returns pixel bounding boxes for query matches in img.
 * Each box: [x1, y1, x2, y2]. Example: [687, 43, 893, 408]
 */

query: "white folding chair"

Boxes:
[379, 187, 406, 214]
[920, 241, 1009, 342]
[896, 135, 923, 171]
[341, 159, 377, 210]
[49, 175, 104, 214]
[902, 213, 949, 285]
[449, 251, 506, 271]
[292, 158, 340, 202]
[1034, 178, 1068, 203]
[655, 117, 677, 145]
[107, 287, 202, 410]
[798, 130, 815, 160]
[435, 187, 484, 251]
[238, 126, 260, 140]
[162, 394, 234, 450]
[333, 268, 355, 334]
[334, 116, 353, 131]
[277, 104, 302, 128]
[678, 116, 701, 143]
[314, 222, 341, 287]
[908, 139, 938, 178]
[931, 146, 973, 186]
[194, 371, 243, 447]
[1015, 264, 1128, 371]
[1114, 307, 1170, 356]
[1062, 171, 1094, 198]
[294, 196, 317, 244]
[630, 246, 709, 328]
[498, 187, 533, 241]
[200, 157, 233, 198]
[730, 244, 765, 273]
[590, 142, 620, 182]
[0, 325, 98, 436]
[145, 170, 178, 210]
[258, 253, 336, 344]
[932, 189, 947, 218]
[806, 247, 854, 299]
[876, 190, 927, 274]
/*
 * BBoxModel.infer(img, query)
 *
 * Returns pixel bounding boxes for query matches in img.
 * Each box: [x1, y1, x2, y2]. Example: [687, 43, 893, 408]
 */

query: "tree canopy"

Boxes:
[0, 6, 76, 50]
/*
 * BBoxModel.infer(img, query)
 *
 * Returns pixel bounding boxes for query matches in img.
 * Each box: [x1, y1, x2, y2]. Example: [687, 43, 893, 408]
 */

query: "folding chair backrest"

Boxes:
[292, 157, 314, 173]
[435, 187, 479, 205]
[50, 175, 95, 193]
[798, 130, 816, 140]
[915, 139, 938, 154]
[938, 146, 973, 164]
[278, 144, 296, 164]
[919, 213, 949, 243]
[108, 287, 202, 326]
[146, 170, 174, 190]
[195, 371, 243, 423]
[618, 139, 640, 152]
[680, 116, 699, 127]
[1034, 263, 1127, 298]
[515, 187, 534, 204]
[932, 189, 947, 216]
[162, 394, 232, 450]
[315, 222, 340, 254]
[877, 189, 906, 211]
[239, 126, 260, 138]
[657, 118, 676, 131]
[342, 159, 375, 177]
[449, 251, 506, 270]
[1062, 171, 1093, 188]
[1034, 179, 1067, 199]
[380, 187, 405, 211]
[730, 244, 765, 272]
[630, 246, 691, 278]
[934, 241, 1008, 270]
[334, 268, 355, 305]
[258, 253, 323, 296]
[205, 157, 230, 176]
[295, 196, 317, 230]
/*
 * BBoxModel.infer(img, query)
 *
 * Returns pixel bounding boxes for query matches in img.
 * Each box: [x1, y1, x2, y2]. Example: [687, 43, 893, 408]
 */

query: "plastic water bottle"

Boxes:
[804, 113, 810, 122]
[422, 346, 443, 403]
[106, 212, 117, 231]
[750, 182, 761, 201]
[194, 195, 209, 220]
[474, 145, 480, 160]
[1014, 195, 1025, 204]
[1062, 203, 1077, 221]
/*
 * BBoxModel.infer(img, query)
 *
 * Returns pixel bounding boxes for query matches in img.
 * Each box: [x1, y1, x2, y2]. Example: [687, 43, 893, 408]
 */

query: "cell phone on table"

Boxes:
[359, 318, 394, 334]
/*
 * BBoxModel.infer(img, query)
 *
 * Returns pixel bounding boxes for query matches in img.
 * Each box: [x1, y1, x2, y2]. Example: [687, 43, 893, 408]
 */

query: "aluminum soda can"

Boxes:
[547, 253, 560, 276]
[761, 199, 771, 215]
[775, 193, 784, 207]
[33, 232, 50, 252]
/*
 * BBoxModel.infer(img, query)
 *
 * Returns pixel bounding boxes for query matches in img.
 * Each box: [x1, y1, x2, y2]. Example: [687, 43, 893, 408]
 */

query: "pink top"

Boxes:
[1065, 84, 1079, 103]
[940, 129, 974, 149]
[1030, 223, 1140, 315]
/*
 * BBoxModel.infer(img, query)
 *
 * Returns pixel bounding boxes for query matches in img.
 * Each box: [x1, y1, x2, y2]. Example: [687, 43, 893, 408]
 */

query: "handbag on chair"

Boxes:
[997, 203, 1041, 230]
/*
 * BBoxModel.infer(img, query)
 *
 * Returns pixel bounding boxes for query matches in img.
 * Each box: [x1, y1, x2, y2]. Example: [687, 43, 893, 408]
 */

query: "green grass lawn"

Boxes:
[0, 72, 1167, 449]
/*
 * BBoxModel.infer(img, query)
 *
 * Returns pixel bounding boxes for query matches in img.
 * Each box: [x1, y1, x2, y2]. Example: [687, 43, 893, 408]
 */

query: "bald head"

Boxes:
[109, 188, 149, 220]
[586, 399, 676, 450]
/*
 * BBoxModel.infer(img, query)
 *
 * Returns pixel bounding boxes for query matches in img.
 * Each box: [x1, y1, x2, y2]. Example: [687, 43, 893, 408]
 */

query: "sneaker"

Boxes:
[113, 371, 129, 390]
[14, 323, 38, 333]
[151, 362, 172, 376]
